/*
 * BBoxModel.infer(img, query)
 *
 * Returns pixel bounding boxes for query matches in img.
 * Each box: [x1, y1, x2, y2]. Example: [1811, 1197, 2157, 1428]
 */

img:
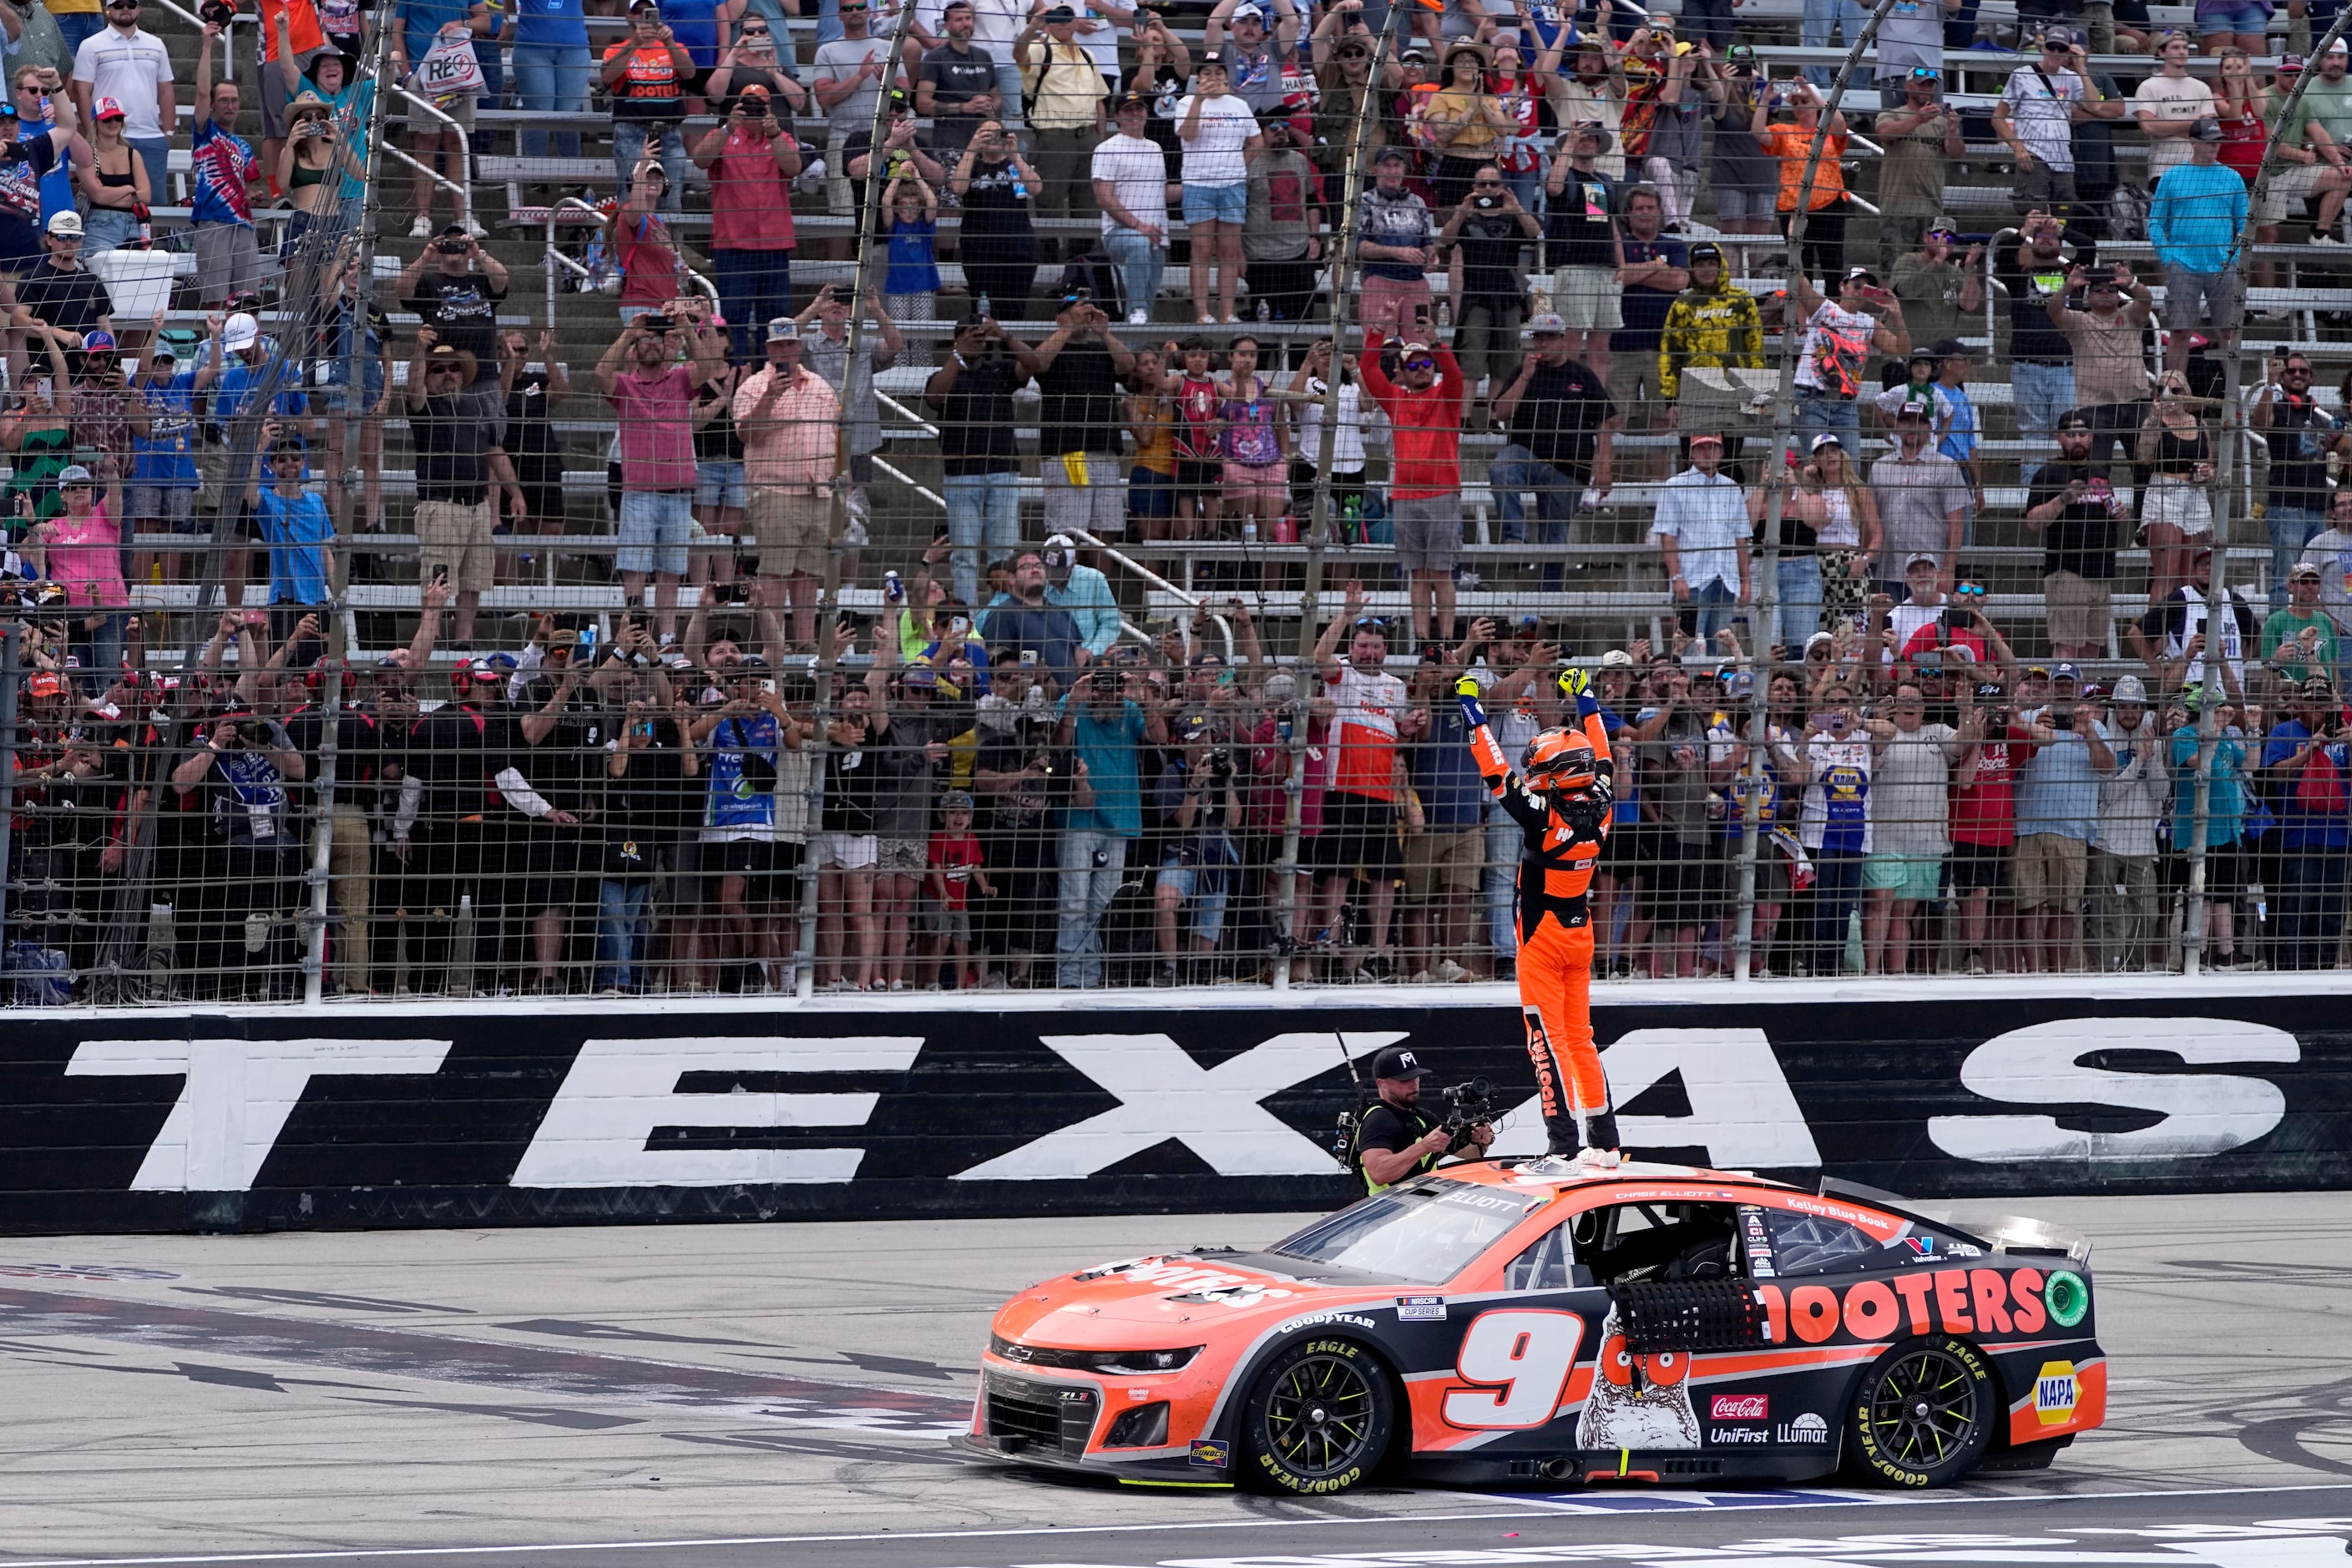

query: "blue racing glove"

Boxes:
[1455, 673, 1489, 731]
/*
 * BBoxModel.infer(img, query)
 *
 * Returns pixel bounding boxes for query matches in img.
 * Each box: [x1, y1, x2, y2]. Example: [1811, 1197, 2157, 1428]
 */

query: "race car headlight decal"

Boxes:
[2045, 1269, 2088, 1328]
[1103, 1401, 1171, 1448]
[1092, 1346, 1204, 1375]
[987, 1337, 1204, 1374]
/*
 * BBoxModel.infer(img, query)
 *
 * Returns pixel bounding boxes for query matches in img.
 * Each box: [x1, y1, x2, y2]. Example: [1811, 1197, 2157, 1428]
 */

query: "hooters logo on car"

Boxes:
[1710, 1394, 1768, 1420]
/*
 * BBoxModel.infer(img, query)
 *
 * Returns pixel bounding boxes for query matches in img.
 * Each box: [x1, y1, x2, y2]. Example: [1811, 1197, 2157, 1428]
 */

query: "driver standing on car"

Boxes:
[1353, 1045, 1495, 1194]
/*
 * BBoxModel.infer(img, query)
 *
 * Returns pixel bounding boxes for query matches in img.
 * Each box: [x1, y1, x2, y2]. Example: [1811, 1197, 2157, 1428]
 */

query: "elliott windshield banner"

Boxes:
[5, 986, 2351, 1232]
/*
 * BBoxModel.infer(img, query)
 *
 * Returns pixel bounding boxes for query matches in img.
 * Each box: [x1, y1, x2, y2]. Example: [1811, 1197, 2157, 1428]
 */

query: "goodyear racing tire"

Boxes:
[1238, 1337, 1396, 1495]
[1844, 1336, 1995, 1488]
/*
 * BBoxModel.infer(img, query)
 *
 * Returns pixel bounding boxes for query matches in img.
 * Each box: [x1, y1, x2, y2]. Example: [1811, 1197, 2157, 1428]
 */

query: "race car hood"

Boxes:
[991, 1252, 1398, 1348]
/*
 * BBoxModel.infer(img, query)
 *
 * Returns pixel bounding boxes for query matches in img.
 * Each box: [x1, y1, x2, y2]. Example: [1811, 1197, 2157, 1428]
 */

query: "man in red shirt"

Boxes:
[1948, 678, 2058, 974]
[690, 84, 802, 361]
[1360, 328, 1464, 647]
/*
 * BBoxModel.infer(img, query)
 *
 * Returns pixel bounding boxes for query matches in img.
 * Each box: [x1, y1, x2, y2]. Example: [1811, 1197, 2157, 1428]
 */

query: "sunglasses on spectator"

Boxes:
[741, 24, 771, 33]
[1473, 177, 1502, 186]
[1353, 615, 1390, 631]
[1954, 584, 1987, 598]
[1403, 357, 1436, 372]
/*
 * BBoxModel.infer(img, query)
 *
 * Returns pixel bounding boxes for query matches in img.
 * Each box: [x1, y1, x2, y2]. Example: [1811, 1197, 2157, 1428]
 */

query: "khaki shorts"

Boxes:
[1549, 266, 1624, 332]
[414, 498, 498, 594]
[402, 91, 480, 134]
[749, 485, 831, 577]
[2042, 569, 2113, 649]
[2258, 159, 2329, 226]
[2012, 832, 2088, 913]
[1404, 826, 1484, 899]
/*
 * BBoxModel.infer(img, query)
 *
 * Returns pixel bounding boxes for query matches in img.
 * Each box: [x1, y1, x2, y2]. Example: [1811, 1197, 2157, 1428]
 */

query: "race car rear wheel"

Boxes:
[1844, 1336, 1995, 1488]
[1238, 1338, 1395, 1495]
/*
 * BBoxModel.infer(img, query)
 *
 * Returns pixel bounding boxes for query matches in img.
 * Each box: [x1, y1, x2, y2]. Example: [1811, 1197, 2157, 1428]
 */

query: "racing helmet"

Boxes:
[1520, 727, 1598, 794]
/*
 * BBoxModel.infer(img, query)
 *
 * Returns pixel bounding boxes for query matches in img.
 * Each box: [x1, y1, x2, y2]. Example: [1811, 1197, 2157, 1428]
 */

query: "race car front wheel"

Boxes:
[1844, 1336, 1995, 1488]
[1239, 1337, 1396, 1495]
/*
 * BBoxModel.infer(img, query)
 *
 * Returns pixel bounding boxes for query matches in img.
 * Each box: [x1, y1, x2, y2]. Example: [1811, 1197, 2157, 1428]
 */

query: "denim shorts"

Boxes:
[1181, 182, 1248, 225]
[696, 458, 747, 510]
[618, 489, 695, 576]
[2194, 0, 2269, 33]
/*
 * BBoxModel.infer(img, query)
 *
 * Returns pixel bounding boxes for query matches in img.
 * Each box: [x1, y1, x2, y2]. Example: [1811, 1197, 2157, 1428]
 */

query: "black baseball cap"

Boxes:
[1371, 1045, 1431, 1081]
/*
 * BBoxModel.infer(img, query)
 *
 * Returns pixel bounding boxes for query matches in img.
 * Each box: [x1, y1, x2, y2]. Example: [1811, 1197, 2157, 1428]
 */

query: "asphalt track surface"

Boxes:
[1, 1195, 2349, 1565]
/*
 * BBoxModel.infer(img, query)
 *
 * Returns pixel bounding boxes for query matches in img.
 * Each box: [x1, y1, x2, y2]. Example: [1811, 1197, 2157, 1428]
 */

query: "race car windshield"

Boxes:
[1267, 1179, 1542, 1285]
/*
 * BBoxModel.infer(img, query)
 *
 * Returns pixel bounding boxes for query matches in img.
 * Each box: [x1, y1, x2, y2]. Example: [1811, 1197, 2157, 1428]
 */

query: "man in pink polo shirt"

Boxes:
[596, 309, 727, 644]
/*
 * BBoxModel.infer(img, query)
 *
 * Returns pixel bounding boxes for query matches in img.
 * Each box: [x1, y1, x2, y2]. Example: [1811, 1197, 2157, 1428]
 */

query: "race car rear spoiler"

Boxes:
[1817, 1176, 2093, 1266]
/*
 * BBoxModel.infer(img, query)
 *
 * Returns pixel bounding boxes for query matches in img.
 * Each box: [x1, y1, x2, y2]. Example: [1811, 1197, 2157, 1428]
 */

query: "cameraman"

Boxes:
[1353, 1044, 1493, 1195]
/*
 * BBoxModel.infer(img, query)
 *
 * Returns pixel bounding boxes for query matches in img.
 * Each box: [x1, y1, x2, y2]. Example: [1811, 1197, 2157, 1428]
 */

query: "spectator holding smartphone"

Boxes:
[2024, 411, 2127, 660]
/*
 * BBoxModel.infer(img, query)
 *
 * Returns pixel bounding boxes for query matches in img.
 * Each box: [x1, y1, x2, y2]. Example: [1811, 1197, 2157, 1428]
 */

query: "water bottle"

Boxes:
[1242, 520, 1258, 544]
[975, 291, 992, 320]
[1256, 298, 1270, 321]
[1436, 300, 1451, 330]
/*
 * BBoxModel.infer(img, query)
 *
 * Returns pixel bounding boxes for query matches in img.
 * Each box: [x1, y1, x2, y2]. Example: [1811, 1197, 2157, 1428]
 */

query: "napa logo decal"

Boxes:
[2035, 1360, 2078, 1425]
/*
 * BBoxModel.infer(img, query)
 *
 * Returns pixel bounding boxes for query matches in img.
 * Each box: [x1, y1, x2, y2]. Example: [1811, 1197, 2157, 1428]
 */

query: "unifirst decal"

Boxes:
[2036, 1360, 2079, 1425]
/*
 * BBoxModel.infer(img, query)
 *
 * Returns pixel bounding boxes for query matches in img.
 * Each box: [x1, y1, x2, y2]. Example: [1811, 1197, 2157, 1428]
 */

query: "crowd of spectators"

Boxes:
[11, 0, 2352, 999]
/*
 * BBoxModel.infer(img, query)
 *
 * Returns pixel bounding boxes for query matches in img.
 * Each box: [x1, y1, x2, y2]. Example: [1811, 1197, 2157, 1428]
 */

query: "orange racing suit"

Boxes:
[1462, 683, 1618, 1157]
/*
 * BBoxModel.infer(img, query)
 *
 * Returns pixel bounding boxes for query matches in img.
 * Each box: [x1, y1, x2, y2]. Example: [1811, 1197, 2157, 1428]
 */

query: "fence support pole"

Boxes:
[1280, 0, 1406, 988]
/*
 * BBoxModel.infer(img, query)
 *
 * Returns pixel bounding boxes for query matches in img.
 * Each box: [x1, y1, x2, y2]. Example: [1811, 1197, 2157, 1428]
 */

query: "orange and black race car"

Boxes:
[955, 1161, 2102, 1495]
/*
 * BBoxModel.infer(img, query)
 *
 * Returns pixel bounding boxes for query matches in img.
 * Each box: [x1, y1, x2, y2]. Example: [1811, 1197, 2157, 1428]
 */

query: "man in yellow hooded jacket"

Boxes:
[1657, 240, 1764, 402]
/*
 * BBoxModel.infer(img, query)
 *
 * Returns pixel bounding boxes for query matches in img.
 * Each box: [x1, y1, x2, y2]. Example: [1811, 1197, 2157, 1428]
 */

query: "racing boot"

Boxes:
[1576, 1109, 1623, 1171]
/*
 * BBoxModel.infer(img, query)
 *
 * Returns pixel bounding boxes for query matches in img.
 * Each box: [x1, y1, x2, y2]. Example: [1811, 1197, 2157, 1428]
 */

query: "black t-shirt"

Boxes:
[958, 154, 1034, 241]
[1543, 166, 1619, 269]
[975, 718, 1066, 837]
[407, 702, 505, 824]
[1509, 356, 1616, 472]
[2260, 390, 2335, 510]
[601, 724, 693, 879]
[2026, 460, 2120, 579]
[1452, 206, 1528, 304]
[282, 702, 380, 805]
[936, 352, 1021, 475]
[694, 375, 745, 463]
[411, 384, 505, 503]
[918, 42, 999, 154]
[1037, 336, 1124, 456]
[1995, 238, 2077, 362]
[15, 260, 110, 335]
[1353, 1099, 1442, 1187]
[505, 369, 561, 483]
[404, 271, 509, 374]
[820, 740, 878, 833]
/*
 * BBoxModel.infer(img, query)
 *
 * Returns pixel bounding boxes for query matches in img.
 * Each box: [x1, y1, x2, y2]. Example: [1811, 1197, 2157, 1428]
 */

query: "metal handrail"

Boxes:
[1064, 528, 1232, 664]
[387, 82, 475, 226]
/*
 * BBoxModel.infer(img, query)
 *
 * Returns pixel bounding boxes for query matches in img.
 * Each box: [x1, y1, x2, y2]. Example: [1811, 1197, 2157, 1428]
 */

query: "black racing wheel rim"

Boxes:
[1260, 1352, 1381, 1479]
[1865, 1345, 1984, 1471]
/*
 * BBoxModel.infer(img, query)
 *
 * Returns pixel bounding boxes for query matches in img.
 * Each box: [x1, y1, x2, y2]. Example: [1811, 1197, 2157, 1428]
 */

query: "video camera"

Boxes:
[1438, 1076, 1499, 1152]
